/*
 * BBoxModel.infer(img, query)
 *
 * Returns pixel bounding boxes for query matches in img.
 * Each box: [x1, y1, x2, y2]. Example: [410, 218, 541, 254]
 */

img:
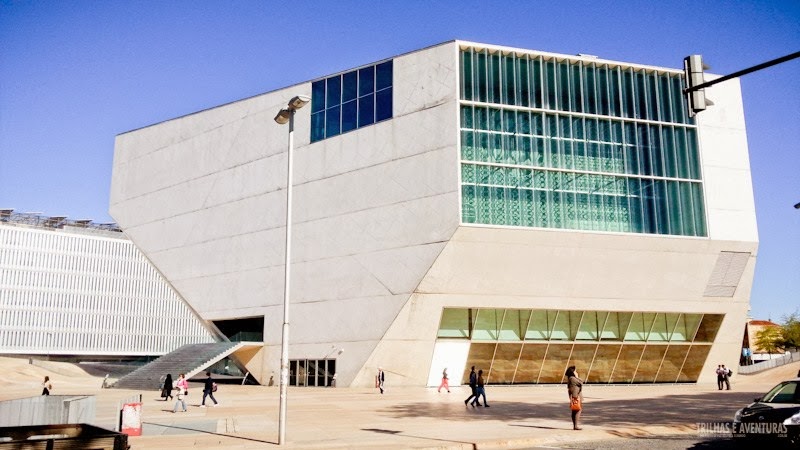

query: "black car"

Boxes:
[785, 410, 800, 446]
[733, 378, 800, 441]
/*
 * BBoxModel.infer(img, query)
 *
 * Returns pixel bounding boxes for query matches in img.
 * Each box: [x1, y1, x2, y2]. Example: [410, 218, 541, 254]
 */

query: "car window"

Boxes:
[762, 381, 799, 404]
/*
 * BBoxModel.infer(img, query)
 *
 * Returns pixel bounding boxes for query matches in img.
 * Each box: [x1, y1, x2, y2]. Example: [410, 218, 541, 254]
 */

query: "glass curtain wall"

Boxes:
[437, 308, 721, 384]
[459, 47, 706, 236]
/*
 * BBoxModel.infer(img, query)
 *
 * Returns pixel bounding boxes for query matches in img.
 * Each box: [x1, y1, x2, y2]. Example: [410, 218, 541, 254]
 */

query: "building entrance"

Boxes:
[289, 359, 336, 387]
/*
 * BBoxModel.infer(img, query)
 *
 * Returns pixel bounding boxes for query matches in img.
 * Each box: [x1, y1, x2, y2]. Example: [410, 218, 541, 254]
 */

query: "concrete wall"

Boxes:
[110, 42, 461, 385]
[368, 227, 754, 386]
[696, 76, 758, 242]
[0, 395, 96, 427]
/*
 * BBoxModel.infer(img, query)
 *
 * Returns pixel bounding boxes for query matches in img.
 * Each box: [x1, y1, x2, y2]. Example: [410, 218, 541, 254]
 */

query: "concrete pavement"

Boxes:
[4, 357, 799, 449]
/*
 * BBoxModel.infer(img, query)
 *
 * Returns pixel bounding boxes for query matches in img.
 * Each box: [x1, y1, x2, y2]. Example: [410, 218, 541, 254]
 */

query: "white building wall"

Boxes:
[0, 223, 214, 356]
[110, 40, 757, 387]
[696, 76, 758, 242]
[110, 42, 461, 384]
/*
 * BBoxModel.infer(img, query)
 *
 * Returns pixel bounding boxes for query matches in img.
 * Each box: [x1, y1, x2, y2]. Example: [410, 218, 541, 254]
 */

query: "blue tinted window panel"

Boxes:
[517, 57, 530, 107]
[691, 183, 707, 236]
[477, 132, 490, 162]
[476, 51, 488, 102]
[671, 76, 687, 124]
[623, 70, 636, 119]
[311, 80, 326, 113]
[521, 189, 535, 226]
[461, 130, 476, 160]
[326, 76, 341, 106]
[375, 88, 392, 122]
[477, 185, 492, 223]
[687, 130, 701, 180]
[504, 54, 516, 105]
[545, 60, 557, 110]
[571, 64, 583, 113]
[461, 50, 474, 101]
[597, 66, 610, 116]
[376, 60, 393, 90]
[342, 71, 358, 102]
[517, 110, 530, 135]
[647, 72, 659, 121]
[359, 66, 375, 97]
[310, 111, 325, 142]
[679, 182, 696, 236]
[462, 185, 477, 223]
[531, 57, 543, 109]
[341, 100, 357, 133]
[635, 71, 647, 119]
[583, 65, 597, 115]
[461, 163, 476, 184]
[558, 61, 570, 111]
[489, 53, 501, 104]
[642, 180, 657, 234]
[649, 124, 664, 177]
[325, 106, 340, 137]
[609, 68, 621, 116]
[667, 180, 683, 235]
[518, 136, 532, 165]
[654, 180, 669, 234]
[675, 127, 690, 179]
[627, 178, 644, 233]
[660, 75, 673, 123]
[358, 94, 374, 127]
[461, 105, 474, 129]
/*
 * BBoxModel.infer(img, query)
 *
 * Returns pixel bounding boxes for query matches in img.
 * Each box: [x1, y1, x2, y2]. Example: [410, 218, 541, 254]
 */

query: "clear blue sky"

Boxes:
[1, 1, 798, 321]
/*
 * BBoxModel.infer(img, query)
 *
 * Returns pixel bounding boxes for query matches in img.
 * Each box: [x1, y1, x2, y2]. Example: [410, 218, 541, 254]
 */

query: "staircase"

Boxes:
[112, 342, 244, 390]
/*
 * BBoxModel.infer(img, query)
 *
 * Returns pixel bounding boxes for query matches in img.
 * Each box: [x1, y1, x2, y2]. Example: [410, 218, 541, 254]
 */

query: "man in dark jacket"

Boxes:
[464, 366, 480, 406]
[200, 371, 218, 407]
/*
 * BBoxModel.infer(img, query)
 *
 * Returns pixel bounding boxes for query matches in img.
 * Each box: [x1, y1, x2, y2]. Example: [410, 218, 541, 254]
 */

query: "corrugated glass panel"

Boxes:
[473, 309, 501, 340]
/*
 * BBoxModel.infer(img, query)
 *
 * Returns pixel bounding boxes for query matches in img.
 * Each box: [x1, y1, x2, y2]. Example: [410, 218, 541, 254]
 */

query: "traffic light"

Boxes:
[683, 55, 713, 116]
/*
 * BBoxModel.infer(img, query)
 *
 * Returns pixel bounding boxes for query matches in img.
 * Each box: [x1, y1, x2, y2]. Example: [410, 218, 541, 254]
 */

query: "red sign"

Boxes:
[120, 402, 143, 436]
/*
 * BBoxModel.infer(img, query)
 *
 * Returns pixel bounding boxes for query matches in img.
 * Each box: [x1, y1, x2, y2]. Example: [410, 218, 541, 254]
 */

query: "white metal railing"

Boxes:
[738, 351, 800, 375]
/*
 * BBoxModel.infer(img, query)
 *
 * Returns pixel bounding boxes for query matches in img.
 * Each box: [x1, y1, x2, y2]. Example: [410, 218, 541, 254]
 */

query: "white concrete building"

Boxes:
[110, 41, 757, 387]
[0, 210, 215, 357]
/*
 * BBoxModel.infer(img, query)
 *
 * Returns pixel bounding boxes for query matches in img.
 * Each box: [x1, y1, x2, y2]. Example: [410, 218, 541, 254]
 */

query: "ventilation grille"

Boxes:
[703, 251, 751, 297]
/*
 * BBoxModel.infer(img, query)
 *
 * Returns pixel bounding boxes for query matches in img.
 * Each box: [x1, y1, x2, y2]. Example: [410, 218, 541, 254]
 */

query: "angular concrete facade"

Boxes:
[110, 41, 757, 387]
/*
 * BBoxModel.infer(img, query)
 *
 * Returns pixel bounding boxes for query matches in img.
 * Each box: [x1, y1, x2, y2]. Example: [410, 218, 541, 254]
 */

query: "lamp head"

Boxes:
[289, 95, 311, 110]
[274, 108, 291, 125]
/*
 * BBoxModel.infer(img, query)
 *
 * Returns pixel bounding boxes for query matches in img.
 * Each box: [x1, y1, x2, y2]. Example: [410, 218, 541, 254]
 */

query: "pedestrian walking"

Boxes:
[172, 373, 188, 412]
[174, 373, 189, 397]
[41, 376, 52, 395]
[566, 366, 583, 430]
[464, 366, 479, 406]
[200, 371, 218, 407]
[471, 369, 489, 407]
[438, 367, 450, 393]
[377, 367, 385, 394]
[161, 373, 173, 401]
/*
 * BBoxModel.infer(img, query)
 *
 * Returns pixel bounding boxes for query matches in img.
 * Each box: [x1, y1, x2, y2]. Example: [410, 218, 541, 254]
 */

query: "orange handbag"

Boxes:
[570, 397, 582, 411]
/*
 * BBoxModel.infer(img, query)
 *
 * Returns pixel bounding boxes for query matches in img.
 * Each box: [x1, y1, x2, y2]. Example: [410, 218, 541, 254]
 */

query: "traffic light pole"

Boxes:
[684, 50, 800, 94]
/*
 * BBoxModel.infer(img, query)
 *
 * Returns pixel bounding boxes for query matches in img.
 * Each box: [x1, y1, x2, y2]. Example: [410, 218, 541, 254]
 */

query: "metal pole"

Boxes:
[685, 50, 800, 93]
[278, 110, 295, 445]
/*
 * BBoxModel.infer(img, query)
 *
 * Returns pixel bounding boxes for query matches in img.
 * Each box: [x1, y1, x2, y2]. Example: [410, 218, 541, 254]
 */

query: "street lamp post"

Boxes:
[273, 95, 310, 446]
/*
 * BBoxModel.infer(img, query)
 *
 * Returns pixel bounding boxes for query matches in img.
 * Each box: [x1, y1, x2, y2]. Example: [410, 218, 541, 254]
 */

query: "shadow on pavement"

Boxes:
[380, 390, 763, 429]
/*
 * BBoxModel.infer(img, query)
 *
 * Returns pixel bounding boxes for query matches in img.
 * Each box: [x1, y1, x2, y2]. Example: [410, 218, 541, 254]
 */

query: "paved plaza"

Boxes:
[4, 357, 799, 449]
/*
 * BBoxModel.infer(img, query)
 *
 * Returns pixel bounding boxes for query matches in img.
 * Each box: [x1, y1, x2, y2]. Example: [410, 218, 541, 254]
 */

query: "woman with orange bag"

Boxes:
[565, 366, 583, 430]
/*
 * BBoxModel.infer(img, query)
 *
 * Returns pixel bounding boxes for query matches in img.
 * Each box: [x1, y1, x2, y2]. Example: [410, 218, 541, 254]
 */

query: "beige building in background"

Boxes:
[109, 41, 758, 387]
